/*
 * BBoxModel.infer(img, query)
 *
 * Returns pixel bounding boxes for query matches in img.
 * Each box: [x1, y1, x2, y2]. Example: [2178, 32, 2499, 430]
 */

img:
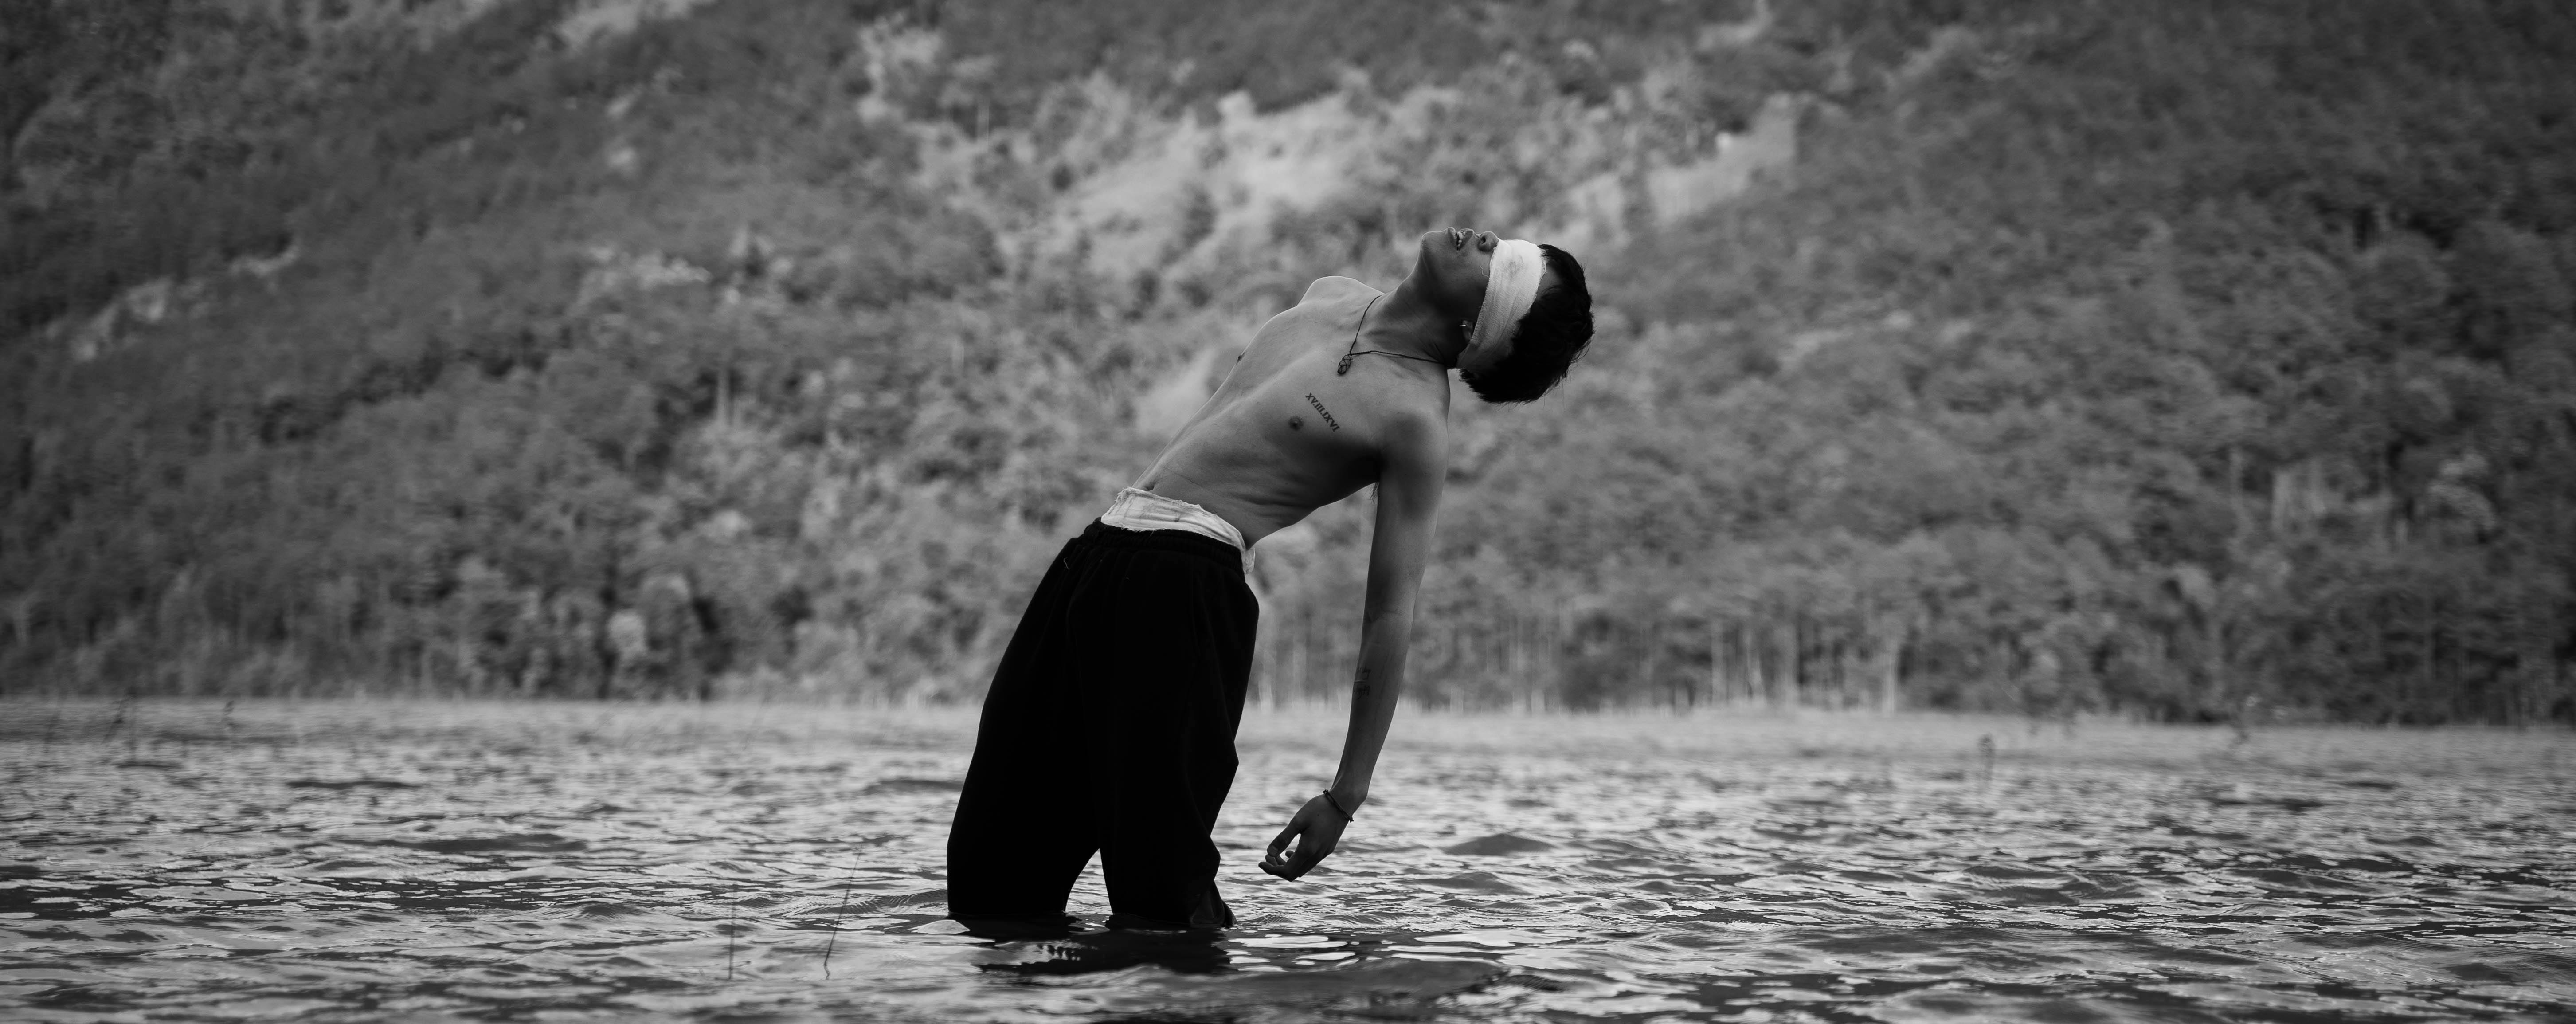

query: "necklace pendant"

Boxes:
[1337, 355, 1354, 375]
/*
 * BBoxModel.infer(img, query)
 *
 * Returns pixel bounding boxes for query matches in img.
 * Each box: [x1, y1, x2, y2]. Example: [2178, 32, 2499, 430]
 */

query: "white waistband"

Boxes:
[1100, 487, 1252, 575]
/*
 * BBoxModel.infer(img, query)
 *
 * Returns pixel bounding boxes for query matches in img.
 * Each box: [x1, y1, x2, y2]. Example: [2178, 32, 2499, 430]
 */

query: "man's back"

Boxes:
[1134, 276, 1451, 547]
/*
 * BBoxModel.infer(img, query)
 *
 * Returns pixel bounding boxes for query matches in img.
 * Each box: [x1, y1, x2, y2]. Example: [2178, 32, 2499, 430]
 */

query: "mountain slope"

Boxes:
[5, 0, 2572, 722]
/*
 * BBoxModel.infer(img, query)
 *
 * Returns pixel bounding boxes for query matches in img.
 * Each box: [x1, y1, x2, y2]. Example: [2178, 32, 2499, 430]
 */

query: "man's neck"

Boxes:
[1358, 274, 1468, 368]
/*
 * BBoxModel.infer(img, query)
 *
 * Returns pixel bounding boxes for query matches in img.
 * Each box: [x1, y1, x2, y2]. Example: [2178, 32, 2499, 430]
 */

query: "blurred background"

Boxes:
[2, 0, 2570, 724]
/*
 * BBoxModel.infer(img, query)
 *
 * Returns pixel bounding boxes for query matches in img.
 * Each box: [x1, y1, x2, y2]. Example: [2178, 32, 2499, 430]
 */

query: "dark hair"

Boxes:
[1460, 244, 1593, 404]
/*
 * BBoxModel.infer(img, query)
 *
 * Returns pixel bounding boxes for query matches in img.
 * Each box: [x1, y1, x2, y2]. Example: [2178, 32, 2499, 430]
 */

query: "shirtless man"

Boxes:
[946, 228, 1593, 930]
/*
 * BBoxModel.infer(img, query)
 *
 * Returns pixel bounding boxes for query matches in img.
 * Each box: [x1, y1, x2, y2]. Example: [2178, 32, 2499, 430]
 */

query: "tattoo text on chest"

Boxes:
[1304, 393, 1341, 431]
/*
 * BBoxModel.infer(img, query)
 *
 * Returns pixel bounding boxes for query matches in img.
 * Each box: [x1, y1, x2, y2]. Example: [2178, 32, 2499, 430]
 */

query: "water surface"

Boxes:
[4, 701, 2571, 1022]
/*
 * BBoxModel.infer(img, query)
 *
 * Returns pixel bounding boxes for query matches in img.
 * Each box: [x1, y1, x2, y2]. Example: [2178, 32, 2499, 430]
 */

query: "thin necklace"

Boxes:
[1337, 294, 1444, 375]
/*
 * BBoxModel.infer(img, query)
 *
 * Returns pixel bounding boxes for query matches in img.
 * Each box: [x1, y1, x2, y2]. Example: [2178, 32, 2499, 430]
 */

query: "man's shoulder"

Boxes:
[1374, 388, 1449, 455]
[1298, 275, 1380, 306]
[1253, 277, 1373, 343]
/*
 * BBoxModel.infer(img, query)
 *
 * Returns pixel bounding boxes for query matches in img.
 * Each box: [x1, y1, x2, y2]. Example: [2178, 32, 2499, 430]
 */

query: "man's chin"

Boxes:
[1412, 234, 1448, 275]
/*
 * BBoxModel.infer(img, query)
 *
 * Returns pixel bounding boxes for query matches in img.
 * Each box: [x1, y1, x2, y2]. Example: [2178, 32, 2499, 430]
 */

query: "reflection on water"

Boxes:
[3, 701, 2571, 1022]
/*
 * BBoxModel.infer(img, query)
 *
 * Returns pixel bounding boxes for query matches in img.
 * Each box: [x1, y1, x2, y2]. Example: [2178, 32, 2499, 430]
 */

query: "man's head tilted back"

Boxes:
[1418, 229, 1596, 403]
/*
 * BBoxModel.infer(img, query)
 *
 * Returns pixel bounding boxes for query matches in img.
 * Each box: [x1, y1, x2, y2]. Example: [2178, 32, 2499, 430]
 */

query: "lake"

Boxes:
[3, 700, 2571, 1022]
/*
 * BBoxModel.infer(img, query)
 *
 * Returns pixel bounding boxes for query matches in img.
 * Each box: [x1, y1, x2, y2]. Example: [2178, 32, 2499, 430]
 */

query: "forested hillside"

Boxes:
[5, 0, 2572, 723]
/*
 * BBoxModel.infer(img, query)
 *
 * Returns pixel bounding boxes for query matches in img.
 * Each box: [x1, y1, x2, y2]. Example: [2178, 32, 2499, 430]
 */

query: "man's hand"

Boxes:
[1260, 793, 1352, 880]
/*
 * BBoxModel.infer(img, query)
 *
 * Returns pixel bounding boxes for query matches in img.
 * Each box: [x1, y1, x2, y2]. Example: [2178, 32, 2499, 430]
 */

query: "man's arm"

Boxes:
[1333, 408, 1445, 810]
[1264, 408, 1445, 879]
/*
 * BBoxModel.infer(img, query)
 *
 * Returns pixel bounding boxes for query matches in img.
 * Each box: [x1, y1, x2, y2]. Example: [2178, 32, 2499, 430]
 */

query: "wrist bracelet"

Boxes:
[1320, 790, 1354, 821]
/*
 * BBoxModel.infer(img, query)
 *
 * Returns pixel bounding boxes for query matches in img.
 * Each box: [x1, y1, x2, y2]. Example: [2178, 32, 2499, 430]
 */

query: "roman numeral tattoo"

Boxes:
[1305, 393, 1341, 431]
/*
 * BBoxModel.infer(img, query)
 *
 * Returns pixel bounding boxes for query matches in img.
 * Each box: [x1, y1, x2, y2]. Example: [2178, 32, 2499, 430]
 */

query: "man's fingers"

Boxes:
[1263, 802, 1347, 881]
[1287, 840, 1334, 875]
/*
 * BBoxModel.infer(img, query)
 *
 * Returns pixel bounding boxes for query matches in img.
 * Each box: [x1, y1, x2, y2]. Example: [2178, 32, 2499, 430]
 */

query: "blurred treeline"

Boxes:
[3, 0, 2571, 723]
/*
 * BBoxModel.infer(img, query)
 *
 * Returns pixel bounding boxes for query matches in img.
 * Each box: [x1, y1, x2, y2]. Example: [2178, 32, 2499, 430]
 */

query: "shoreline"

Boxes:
[7, 695, 2564, 776]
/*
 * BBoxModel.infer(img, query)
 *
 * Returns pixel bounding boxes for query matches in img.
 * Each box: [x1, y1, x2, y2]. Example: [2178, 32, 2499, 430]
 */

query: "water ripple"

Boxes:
[3, 702, 2571, 1022]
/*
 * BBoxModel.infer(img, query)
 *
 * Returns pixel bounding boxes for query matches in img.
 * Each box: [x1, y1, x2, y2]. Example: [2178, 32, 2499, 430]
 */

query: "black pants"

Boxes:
[946, 521, 1258, 929]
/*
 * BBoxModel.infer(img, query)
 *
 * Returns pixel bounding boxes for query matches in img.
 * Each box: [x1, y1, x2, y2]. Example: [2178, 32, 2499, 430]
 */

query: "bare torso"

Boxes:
[1132, 276, 1450, 546]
